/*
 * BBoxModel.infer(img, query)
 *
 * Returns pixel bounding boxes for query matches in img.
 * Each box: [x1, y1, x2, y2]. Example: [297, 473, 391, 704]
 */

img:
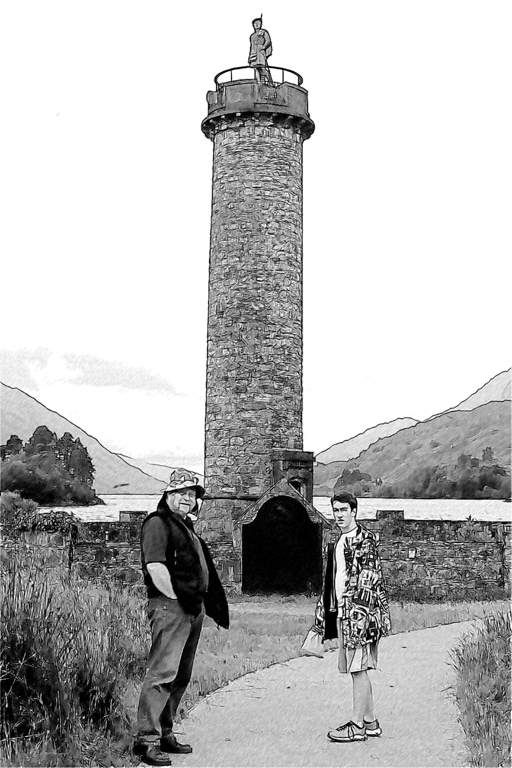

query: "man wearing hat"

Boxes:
[134, 470, 229, 766]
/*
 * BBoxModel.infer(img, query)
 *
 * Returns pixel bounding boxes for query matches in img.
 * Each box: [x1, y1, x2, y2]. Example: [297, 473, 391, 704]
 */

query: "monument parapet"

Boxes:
[201, 66, 315, 140]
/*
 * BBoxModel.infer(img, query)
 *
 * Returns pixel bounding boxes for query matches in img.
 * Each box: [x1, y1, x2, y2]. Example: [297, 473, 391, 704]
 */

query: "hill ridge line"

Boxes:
[350, 401, 510, 462]
[0, 382, 162, 484]
[316, 400, 510, 471]
[117, 453, 176, 472]
[426, 368, 511, 421]
[315, 416, 418, 458]
[425, 396, 512, 425]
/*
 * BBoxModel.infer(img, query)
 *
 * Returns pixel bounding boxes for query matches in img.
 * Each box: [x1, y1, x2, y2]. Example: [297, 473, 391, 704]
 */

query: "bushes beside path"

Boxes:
[452, 611, 511, 767]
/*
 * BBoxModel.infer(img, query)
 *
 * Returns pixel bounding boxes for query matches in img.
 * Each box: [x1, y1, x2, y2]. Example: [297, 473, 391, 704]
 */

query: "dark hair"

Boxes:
[252, 17, 262, 25]
[331, 490, 358, 512]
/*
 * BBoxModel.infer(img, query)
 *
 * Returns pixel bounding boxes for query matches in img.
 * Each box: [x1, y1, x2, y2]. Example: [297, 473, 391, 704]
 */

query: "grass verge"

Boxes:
[452, 611, 511, 767]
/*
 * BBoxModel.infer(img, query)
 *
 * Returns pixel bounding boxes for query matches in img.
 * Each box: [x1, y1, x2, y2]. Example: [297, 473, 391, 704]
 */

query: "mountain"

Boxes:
[443, 369, 511, 414]
[316, 417, 418, 464]
[116, 454, 174, 483]
[0, 383, 165, 494]
[117, 454, 203, 485]
[314, 400, 511, 495]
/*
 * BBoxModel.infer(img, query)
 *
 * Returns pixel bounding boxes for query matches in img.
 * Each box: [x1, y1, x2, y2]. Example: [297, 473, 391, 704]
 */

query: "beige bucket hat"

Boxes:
[164, 469, 204, 499]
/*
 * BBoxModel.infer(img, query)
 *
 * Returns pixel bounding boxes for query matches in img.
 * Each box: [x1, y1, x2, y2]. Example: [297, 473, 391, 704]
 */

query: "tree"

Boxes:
[68, 440, 94, 487]
[56, 432, 76, 471]
[6, 435, 23, 454]
[1, 428, 98, 505]
[25, 426, 57, 456]
[458, 472, 478, 499]
[482, 447, 495, 463]
[457, 453, 471, 471]
[0, 435, 24, 460]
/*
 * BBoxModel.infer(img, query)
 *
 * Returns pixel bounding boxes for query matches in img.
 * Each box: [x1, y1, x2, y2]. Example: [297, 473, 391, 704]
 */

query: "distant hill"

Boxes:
[443, 369, 511, 414]
[117, 454, 203, 486]
[116, 454, 174, 484]
[316, 417, 418, 464]
[314, 400, 511, 495]
[0, 383, 165, 494]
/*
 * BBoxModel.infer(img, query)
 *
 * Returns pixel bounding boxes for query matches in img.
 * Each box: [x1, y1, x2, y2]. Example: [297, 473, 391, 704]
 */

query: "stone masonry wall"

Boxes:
[324, 511, 511, 600]
[71, 520, 143, 583]
[2, 512, 510, 601]
[204, 116, 305, 509]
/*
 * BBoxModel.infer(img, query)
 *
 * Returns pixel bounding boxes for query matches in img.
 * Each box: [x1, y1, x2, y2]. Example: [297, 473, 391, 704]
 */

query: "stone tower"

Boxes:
[199, 48, 319, 592]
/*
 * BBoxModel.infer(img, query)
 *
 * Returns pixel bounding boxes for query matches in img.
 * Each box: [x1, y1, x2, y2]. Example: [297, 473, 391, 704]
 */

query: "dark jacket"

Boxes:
[314, 523, 391, 649]
[141, 509, 229, 629]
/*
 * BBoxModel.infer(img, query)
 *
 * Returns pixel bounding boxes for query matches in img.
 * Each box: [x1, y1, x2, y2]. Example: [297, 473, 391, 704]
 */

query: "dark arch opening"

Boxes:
[242, 495, 323, 594]
[289, 478, 302, 493]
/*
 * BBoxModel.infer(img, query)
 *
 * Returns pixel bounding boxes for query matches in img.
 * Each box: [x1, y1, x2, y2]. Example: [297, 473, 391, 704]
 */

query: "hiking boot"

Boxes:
[160, 733, 193, 754]
[133, 742, 172, 766]
[327, 721, 367, 742]
[364, 718, 382, 737]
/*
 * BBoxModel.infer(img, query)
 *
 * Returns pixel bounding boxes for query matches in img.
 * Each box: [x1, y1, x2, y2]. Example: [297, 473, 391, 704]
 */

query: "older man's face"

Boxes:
[253, 20, 262, 30]
[166, 488, 197, 518]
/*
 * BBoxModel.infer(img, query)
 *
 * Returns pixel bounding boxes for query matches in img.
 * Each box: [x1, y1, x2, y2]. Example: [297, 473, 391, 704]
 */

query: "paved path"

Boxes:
[171, 622, 474, 768]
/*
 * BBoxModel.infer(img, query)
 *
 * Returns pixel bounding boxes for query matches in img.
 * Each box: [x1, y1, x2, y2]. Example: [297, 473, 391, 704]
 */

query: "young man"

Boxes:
[315, 490, 391, 743]
[134, 470, 229, 766]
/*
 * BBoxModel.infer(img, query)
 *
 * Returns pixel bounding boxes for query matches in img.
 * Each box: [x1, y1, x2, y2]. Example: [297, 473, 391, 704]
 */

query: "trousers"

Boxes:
[137, 595, 204, 743]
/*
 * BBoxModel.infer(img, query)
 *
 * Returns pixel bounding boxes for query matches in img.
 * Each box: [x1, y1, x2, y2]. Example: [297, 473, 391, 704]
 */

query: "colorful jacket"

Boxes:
[314, 523, 391, 650]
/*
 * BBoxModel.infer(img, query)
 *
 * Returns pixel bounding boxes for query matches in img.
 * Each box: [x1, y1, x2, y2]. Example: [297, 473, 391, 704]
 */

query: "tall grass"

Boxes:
[0, 544, 147, 766]
[452, 611, 511, 767]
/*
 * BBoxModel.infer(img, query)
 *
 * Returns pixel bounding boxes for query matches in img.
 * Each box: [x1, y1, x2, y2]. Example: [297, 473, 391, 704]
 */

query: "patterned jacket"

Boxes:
[314, 523, 391, 650]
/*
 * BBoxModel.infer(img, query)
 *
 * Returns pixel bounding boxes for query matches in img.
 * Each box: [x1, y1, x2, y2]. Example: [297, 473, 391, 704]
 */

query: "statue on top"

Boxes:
[248, 16, 273, 85]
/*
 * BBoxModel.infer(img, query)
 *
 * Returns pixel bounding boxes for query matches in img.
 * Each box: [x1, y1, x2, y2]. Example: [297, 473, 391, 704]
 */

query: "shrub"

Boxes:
[0, 546, 148, 762]
[0, 491, 83, 534]
[0, 491, 38, 524]
[452, 611, 511, 766]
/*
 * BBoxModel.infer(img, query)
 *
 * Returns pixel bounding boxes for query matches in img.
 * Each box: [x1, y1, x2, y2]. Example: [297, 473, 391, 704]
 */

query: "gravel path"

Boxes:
[170, 622, 473, 768]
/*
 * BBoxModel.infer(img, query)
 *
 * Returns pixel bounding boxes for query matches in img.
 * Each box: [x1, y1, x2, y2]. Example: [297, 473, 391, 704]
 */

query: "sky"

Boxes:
[1, 1, 510, 474]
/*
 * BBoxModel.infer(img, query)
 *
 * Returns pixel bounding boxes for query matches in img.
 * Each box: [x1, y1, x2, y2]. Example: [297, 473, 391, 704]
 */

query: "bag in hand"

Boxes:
[300, 625, 325, 658]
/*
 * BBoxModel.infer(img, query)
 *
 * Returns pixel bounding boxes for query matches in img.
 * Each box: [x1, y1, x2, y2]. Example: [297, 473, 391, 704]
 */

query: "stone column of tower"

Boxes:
[199, 66, 314, 580]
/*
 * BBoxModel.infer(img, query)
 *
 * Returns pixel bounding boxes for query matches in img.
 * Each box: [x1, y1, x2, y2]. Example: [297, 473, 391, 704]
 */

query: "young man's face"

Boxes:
[253, 20, 262, 30]
[332, 500, 357, 532]
[166, 488, 197, 518]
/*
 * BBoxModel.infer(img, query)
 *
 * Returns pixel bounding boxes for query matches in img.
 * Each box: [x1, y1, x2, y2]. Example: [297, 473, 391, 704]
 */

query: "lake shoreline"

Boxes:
[37, 494, 512, 524]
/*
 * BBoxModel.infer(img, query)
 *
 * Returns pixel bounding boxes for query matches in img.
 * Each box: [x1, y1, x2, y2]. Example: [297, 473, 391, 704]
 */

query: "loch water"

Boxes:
[45, 494, 511, 523]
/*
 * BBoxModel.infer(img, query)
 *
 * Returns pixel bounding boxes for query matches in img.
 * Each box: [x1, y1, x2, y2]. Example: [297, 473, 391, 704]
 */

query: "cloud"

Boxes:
[0, 349, 183, 398]
[61, 353, 183, 396]
[0, 347, 52, 392]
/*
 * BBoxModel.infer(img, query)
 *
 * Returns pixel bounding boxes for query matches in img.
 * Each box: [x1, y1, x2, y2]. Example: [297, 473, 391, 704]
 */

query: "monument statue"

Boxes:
[248, 16, 273, 84]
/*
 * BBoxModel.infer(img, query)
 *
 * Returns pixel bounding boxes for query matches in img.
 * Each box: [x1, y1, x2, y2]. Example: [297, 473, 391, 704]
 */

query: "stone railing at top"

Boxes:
[214, 66, 304, 90]
[202, 66, 314, 140]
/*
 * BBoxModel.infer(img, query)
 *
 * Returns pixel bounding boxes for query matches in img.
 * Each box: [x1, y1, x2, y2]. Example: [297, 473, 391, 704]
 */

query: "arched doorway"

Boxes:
[242, 495, 323, 594]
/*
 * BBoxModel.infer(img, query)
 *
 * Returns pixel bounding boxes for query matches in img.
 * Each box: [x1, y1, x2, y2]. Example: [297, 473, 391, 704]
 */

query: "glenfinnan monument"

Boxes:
[199, 18, 326, 594]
